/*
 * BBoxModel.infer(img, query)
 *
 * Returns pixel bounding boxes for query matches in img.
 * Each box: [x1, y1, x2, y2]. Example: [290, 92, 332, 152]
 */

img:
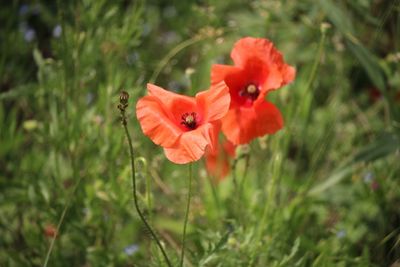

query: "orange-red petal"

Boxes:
[210, 64, 242, 86]
[221, 100, 283, 145]
[147, 83, 195, 108]
[230, 37, 275, 68]
[230, 37, 296, 91]
[205, 139, 236, 180]
[147, 83, 198, 127]
[163, 122, 220, 164]
[196, 82, 230, 122]
[136, 95, 182, 147]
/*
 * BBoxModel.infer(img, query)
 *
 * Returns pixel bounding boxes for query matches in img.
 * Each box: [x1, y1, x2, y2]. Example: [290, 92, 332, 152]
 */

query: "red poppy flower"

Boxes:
[205, 139, 236, 181]
[136, 83, 230, 164]
[211, 37, 296, 145]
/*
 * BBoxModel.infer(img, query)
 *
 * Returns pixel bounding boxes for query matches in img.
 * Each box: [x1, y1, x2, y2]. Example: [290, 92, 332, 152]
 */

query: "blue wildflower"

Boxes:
[53, 25, 62, 38]
[363, 172, 374, 184]
[19, 4, 30, 16]
[124, 244, 139, 255]
[24, 28, 36, 42]
[336, 229, 346, 239]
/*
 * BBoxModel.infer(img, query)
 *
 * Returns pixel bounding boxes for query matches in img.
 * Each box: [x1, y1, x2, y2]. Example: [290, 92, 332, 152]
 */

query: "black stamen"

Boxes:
[240, 83, 260, 101]
[181, 112, 197, 130]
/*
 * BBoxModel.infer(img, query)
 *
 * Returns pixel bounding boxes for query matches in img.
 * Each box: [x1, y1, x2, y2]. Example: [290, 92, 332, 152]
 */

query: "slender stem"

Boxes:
[231, 157, 239, 190]
[43, 175, 83, 267]
[121, 108, 172, 267]
[238, 153, 250, 198]
[180, 163, 193, 267]
[145, 163, 153, 222]
[149, 37, 203, 84]
[208, 176, 221, 216]
[237, 153, 250, 225]
[231, 155, 245, 223]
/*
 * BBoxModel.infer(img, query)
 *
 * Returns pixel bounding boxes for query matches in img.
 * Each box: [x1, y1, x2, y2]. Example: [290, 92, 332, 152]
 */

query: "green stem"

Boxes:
[43, 174, 83, 267]
[231, 156, 243, 225]
[145, 163, 153, 222]
[149, 36, 203, 84]
[305, 27, 326, 91]
[208, 176, 221, 216]
[238, 153, 250, 211]
[180, 163, 193, 267]
[122, 110, 172, 267]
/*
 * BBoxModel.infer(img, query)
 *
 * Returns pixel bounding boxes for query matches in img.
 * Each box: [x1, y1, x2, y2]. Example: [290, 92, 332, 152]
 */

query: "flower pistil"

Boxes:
[181, 112, 198, 130]
[239, 83, 260, 101]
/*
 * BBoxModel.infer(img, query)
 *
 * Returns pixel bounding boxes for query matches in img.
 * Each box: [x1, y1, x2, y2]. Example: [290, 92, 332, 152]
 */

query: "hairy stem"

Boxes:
[120, 101, 172, 267]
[43, 175, 83, 267]
[180, 163, 193, 267]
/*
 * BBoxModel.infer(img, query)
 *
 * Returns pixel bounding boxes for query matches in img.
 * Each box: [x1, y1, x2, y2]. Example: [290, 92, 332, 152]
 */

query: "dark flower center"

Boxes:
[181, 112, 197, 130]
[239, 83, 260, 101]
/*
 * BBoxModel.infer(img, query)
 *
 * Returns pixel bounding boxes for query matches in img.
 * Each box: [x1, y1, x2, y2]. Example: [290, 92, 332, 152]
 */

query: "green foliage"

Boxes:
[1, 0, 399, 266]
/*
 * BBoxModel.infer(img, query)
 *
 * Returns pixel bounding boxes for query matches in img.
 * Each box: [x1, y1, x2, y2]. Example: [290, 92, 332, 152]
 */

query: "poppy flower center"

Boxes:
[181, 112, 198, 130]
[239, 83, 260, 101]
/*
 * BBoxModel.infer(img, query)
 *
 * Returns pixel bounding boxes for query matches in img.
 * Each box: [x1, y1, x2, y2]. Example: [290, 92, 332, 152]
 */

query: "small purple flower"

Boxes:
[126, 52, 140, 66]
[168, 81, 184, 92]
[124, 244, 139, 255]
[24, 28, 36, 42]
[53, 25, 62, 38]
[19, 4, 29, 16]
[363, 172, 374, 184]
[336, 229, 346, 239]
[86, 93, 95, 105]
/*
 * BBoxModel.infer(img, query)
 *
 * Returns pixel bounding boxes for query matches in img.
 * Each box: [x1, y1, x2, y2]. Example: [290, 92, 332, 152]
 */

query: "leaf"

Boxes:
[319, 0, 387, 91]
[280, 238, 301, 266]
[351, 132, 400, 163]
[346, 39, 386, 91]
[318, 0, 355, 35]
[309, 132, 400, 196]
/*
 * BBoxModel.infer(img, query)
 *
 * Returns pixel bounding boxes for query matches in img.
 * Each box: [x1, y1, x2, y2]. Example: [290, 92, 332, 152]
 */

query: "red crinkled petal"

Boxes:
[210, 64, 242, 86]
[136, 95, 183, 148]
[230, 37, 296, 92]
[163, 122, 220, 164]
[231, 37, 276, 68]
[221, 99, 283, 145]
[196, 81, 230, 122]
[147, 83, 199, 127]
[205, 139, 236, 180]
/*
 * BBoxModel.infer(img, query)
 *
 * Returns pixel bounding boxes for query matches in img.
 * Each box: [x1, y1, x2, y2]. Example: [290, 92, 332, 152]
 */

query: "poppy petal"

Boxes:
[210, 64, 242, 85]
[221, 100, 283, 145]
[253, 100, 284, 136]
[147, 83, 198, 129]
[261, 63, 296, 92]
[260, 65, 283, 92]
[282, 64, 296, 85]
[196, 82, 230, 122]
[205, 139, 236, 180]
[231, 37, 295, 92]
[136, 95, 182, 147]
[231, 37, 275, 68]
[163, 122, 220, 164]
[147, 83, 196, 110]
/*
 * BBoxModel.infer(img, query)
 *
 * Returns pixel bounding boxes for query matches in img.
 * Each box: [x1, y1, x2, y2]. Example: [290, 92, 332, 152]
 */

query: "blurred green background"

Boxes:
[1, 0, 400, 266]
